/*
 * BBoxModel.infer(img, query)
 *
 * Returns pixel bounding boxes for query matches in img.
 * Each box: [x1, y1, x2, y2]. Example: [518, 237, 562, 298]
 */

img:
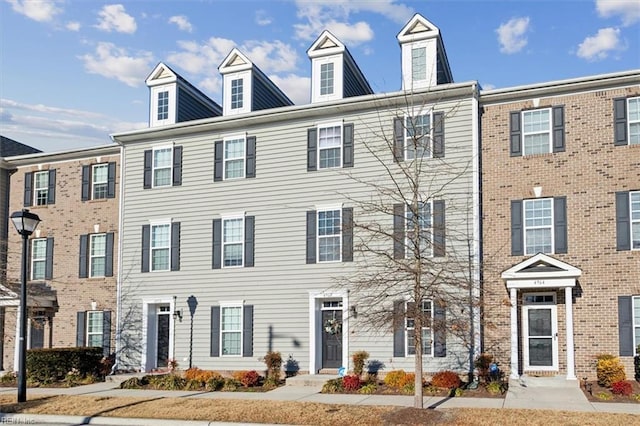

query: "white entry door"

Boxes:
[522, 293, 558, 371]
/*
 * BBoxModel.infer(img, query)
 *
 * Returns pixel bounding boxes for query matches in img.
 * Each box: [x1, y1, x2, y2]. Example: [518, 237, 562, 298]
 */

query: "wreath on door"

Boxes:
[324, 318, 342, 335]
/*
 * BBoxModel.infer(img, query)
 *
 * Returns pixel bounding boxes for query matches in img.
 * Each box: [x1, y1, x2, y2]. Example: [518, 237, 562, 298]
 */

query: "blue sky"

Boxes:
[1, 0, 639, 152]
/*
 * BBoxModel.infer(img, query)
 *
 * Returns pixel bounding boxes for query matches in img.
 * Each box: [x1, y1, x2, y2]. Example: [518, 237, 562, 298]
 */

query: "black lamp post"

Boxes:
[10, 209, 41, 403]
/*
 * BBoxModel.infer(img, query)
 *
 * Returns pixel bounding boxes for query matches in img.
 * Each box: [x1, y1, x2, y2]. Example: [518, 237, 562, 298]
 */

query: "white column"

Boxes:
[510, 288, 519, 379]
[565, 286, 576, 380]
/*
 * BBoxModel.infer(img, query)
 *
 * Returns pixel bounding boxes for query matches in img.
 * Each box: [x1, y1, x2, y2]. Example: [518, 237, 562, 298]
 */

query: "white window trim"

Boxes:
[92, 164, 109, 200]
[628, 97, 640, 145]
[631, 191, 640, 250]
[150, 220, 172, 272]
[30, 238, 47, 280]
[223, 71, 251, 115]
[523, 198, 555, 255]
[522, 108, 552, 156]
[152, 145, 174, 188]
[33, 170, 49, 206]
[401, 39, 436, 90]
[405, 299, 434, 357]
[633, 296, 640, 355]
[230, 78, 244, 110]
[150, 85, 176, 127]
[316, 206, 342, 263]
[405, 201, 433, 258]
[86, 310, 104, 347]
[221, 212, 245, 268]
[89, 233, 107, 278]
[404, 112, 433, 161]
[316, 121, 343, 170]
[222, 134, 246, 180]
[311, 55, 343, 103]
[220, 301, 244, 357]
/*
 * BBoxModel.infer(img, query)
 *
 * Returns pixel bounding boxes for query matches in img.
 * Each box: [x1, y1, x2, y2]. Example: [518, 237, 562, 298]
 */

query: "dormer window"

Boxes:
[231, 79, 244, 110]
[320, 63, 334, 96]
[149, 85, 175, 126]
[411, 46, 427, 82]
[157, 91, 169, 120]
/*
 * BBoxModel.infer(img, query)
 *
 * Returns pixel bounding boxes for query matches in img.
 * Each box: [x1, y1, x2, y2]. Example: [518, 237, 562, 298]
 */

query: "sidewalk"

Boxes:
[0, 376, 638, 425]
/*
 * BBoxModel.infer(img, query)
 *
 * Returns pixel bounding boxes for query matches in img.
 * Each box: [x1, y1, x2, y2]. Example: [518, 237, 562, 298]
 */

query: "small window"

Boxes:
[86, 311, 104, 347]
[92, 164, 109, 200]
[90, 234, 107, 277]
[631, 191, 640, 250]
[629, 97, 640, 145]
[406, 202, 432, 257]
[318, 209, 341, 262]
[223, 218, 244, 267]
[224, 137, 245, 179]
[524, 198, 553, 254]
[320, 63, 334, 96]
[157, 91, 169, 121]
[31, 238, 47, 280]
[318, 124, 342, 169]
[153, 147, 172, 187]
[231, 79, 243, 110]
[411, 47, 426, 81]
[405, 114, 431, 160]
[221, 305, 242, 356]
[34, 171, 49, 206]
[151, 224, 171, 271]
[406, 300, 432, 356]
[522, 109, 551, 155]
[633, 296, 640, 355]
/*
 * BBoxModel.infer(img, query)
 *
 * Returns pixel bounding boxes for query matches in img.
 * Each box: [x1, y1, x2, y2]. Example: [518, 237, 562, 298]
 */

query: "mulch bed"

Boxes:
[580, 380, 640, 403]
[328, 381, 507, 398]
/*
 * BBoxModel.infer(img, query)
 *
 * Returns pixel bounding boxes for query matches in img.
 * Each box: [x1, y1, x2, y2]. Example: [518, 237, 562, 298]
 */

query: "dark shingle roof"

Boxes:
[0, 135, 41, 157]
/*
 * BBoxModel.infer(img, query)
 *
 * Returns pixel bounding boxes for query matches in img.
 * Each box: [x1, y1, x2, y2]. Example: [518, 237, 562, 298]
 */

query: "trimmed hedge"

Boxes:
[27, 347, 104, 383]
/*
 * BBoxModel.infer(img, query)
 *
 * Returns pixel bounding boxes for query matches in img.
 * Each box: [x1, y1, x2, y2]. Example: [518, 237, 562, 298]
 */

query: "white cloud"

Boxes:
[66, 21, 81, 31]
[269, 74, 311, 105]
[95, 4, 137, 34]
[576, 27, 624, 61]
[168, 15, 193, 32]
[596, 0, 640, 26]
[6, 0, 62, 22]
[496, 17, 531, 54]
[255, 10, 272, 26]
[241, 40, 299, 73]
[78, 42, 154, 87]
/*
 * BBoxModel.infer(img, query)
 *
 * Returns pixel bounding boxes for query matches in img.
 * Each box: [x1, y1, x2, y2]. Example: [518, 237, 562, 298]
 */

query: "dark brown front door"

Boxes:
[321, 310, 342, 369]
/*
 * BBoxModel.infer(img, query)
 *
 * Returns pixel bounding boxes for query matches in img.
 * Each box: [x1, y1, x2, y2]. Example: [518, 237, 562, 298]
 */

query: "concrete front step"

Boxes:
[285, 374, 338, 387]
[515, 375, 579, 388]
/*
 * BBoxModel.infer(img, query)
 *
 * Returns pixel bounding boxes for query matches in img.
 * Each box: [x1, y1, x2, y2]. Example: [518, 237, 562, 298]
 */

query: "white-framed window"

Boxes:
[34, 171, 49, 206]
[406, 201, 432, 257]
[631, 191, 640, 250]
[86, 311, 104, 347]
[405, 114, 431, 160]
[224, 136, 245, 179]
[90, 234, 106, 277]
[317, 123, 342, 169]
[223, 216, 244, 267]
[221, 304, 242, 356]
[524, 198, 553, 254]
[633, 296, 640, 355]
[318, 209, 341, 262]
[157, 91, 169, 121]
[411, 46, 427, 82]
[92, 164, 108, 200]
[151, 223, 171, 271]
[231, 78, 243, 110]
[522, 109, 552, 155]
[406, 300, 433, 356]
[320, 62, 334, 96]
[629, 97, 640, 145]
[31, 238, 47, 280]
[153, 146, 173, 187]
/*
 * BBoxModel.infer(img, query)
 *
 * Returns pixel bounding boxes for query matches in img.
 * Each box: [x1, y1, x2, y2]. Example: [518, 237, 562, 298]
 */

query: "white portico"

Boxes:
[501, 253, 582, 380]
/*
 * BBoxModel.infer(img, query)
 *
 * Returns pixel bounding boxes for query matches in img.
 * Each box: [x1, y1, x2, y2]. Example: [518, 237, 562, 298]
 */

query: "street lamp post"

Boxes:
[10, 209, 41, 403]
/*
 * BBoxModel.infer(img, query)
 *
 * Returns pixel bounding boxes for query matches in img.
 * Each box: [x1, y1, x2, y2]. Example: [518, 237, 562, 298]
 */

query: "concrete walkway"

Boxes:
[0, 375, 638, 425]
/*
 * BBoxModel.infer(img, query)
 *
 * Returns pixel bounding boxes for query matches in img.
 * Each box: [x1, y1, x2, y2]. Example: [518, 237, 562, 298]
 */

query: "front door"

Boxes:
[321, 307, 342, 369]
[156, 306, 170, 368]
[522, 293, 558, 371]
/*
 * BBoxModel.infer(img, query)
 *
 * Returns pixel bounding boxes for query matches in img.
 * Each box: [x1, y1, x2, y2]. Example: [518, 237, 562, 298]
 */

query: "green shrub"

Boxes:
[431, 370, 462, 389]
[205, 375, 225, 391]
[358, 383, 376, 394]
[454, 387, 464, 397]
[146, 374, 186, 390]
[0, 372, 16, 385]
[486, 380, 503, 395]
[222, 378, 241, 391]
[351, 351, 369, 376]
[322, 378, 344, 393]
[596, 391, 613, 401]
[383, 370, 408, 389]
[596, 355, 626, 387]
[402, 381, 414, 394]
[185, 379, 205, 390]
[120, 377, 148, 389]
[263, 351, 282, 382]
[27, 347, 104, 384]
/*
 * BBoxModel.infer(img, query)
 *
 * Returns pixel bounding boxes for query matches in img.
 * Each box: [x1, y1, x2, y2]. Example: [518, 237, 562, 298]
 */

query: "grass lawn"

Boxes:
[0, 394, 638, 425]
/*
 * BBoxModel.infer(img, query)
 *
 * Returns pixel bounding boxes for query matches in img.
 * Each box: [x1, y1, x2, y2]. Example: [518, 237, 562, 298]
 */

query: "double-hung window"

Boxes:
[92, 164, 108, 199]
[411, 46, 427, 82]
[221, 305, 242, 356]
[406, 202, 432, 257]
[223, 217, 244, 267]
[318, 209, 341, 262]
[157, 91, 169, 121]
[633, 296, 640, 355]
[90, 234, 107, 277]
[86, 311, 104, 347]
[629, 98, 640, 145]
[318, 124, 342, 169]
[632, 191, 640, 249]
[320, 63, 334, 95]
[31, 238, 47, 280]
[524, 198, 553, 254]
[224, 137, 245, 179]
[34, 171, 49, 206]
[231, 79, 243, 110]
[522, 109, 551, 155]
[151, 224, 171, 271]
[153, 147, 172, 187]
[405, 115, 431, 160]
[406, 300, 433, 356]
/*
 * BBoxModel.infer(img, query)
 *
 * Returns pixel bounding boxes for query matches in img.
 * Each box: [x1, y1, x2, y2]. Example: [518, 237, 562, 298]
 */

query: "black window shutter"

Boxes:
[393, 300, 405, 357]
[343, 123, 354, 167]
[553, 197, 568, 254]
[434, 302, 446, 357]
[433, 200, 446, 257]
[107, 162, 117, 198]
[244, 216, 255, 267]
[393, 204, 405, 259]
[510, 111, 522, 156]
[171, 222, 180, 271]
[210, 306, 220, 357]
[143, 150, 152, 189]
[102, 311, 111, 356]
[306, 210, 316, 264]
[47, 169, 56, 204]
[76, 311, 87, 346]
[393, 117, 404, 162]
[24, 172, 33, 207]
[105, 232, 114, 277]
[81, 166, 91, 201]
[212, 219, 222, 269]
[242, 305, 253, 357]
[172, 146, 182, 186]
[214, 141, 223, 181]
[613, 98, 628, 146]
[511, 200, 524, 255]
[141, 225, 150, 273]
[618, 296, 634, 356]
[552, 106, 565, 153]
[307, 128, 317, 171]
[615, 191, 631, 251]
[45, 237, 54, 280]
[432, 111, 445, 158]
[79, 235, 88, 278]
[246, 136, 256, 178]
[342, 207, 353, 262]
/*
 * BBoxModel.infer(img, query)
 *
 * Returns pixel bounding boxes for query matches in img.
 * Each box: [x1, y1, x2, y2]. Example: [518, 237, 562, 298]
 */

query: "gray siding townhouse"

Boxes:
[112, 14, 480, 375]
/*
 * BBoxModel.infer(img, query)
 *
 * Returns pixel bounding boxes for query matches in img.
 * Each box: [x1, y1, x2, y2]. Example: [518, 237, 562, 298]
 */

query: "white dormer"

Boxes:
[397, 14, 453, 90]
[146, 63, 178, 126]
[307, 31, 345, 103]
[219, 49, 253, 116]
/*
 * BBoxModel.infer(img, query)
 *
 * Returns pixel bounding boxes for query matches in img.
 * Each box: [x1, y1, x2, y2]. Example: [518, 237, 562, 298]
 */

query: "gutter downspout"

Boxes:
[111, 136, 125, 374]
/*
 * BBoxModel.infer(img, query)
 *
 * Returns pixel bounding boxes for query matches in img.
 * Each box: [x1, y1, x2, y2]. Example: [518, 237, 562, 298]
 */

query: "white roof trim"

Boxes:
[308, 30, 345, 58]
[397, 13, 440, 43]
[219, 48, 253, 73]
[501, 253, 582, 280]
[145, 62, 177, 86]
